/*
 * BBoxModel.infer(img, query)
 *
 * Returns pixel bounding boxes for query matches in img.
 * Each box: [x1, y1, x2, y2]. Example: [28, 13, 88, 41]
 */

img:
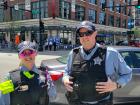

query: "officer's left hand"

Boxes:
[96, 77, 117, 94]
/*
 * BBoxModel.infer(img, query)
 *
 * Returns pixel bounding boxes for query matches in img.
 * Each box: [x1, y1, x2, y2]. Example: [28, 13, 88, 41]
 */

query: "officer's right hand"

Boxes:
[63, 76, 73, 92]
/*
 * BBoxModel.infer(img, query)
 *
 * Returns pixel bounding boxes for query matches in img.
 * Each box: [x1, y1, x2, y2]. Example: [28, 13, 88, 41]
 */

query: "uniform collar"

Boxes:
[80, 43, 100, 60]
[19, 65, 39, 74]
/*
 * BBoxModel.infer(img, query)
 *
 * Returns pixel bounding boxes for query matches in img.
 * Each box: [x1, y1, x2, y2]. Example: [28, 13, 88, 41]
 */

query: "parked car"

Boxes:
[116, 41, 128, 46]
[129, 39, 140, 47]
[41, 46, 140, 105]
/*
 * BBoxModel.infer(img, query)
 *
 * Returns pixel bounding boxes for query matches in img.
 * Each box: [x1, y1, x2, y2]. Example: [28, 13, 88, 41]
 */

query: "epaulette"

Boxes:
[73, 46, 80, 54]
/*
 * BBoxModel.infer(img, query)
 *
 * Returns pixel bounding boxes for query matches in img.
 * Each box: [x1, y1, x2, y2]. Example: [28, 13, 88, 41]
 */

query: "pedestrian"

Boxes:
[43, 40, 48, 51]
[0, 41, 56, 105]
[53, 41, 56, 51]
[62, 21, 132, 105]
[32, 39, 39, 51]
[49, 41, 53, 51]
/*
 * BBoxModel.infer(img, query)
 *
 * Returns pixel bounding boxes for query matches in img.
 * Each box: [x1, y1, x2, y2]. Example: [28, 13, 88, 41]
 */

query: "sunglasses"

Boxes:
[78, 31, 94, 37]
[19, 50, 36, 58]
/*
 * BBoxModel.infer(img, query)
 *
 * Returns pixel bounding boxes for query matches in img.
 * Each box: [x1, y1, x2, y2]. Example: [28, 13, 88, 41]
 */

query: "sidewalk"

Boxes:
[0, 48, 71, 56]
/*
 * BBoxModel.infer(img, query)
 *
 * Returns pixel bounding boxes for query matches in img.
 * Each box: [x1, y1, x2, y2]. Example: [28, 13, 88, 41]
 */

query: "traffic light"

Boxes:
[1, 1, 8, 10]
[40, 20, 44, 32]
[135, 0, 140, 9]
[102, 3, 106, 11]
[138, 0, 140, 6]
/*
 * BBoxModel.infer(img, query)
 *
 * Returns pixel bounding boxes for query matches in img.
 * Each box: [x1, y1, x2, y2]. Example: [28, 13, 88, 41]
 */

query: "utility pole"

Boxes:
[39, 0, 42, 51]
[38, 0, 44, 51]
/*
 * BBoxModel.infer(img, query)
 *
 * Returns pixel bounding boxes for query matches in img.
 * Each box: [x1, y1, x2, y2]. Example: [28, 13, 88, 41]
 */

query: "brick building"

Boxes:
[0, 0, 133, 46]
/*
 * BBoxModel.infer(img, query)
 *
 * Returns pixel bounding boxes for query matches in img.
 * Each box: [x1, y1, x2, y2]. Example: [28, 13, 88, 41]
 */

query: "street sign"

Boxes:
[135, 5, 140, 9]
[32, 10, 39, 14]
[14, 4, 19, 10]
[25, 0, 31, 10]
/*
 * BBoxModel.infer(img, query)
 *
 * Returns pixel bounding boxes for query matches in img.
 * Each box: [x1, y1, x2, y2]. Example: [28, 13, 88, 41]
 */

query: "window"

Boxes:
[11, 4, 25, 21]
[31, 0, 48, 19]
[41, 0, 48, 18]
[59, 0, 71, 19]
[88, 9, 96, 23]
[128, 9, 131, 16]
[99, 0, 106, 12]
[99, 0, 106, 6]
[116, 3, 121, 13]
[108, 15, 114, 26]
[127, 0, 132, 5]
[133, 52, 140, 68]
[116, 17, 120, 27]
[0, 9, 4, 22]
[120, 51, 133, 68]
[109, 0, 114, 11]
[122, 19, 126, 28]
[88, 0, 97, 4]
[31, 2, 39, 19]
[18, 4, 26, 20]
[122, 6, 126, 15]
[120, 51, 140, 68]
[99, 12, 105, 25]
[128, 18, 134, 29]
[75, 5, 85, 21]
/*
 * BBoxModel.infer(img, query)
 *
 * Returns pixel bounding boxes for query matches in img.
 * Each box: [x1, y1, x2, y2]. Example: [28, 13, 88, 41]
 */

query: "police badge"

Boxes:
[93, 56, 103, 65]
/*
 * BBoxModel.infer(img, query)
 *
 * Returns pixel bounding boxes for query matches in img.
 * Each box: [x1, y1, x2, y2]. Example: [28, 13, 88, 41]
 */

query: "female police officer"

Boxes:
[0, 41, 56, 105]
[63, 21, 132, 105]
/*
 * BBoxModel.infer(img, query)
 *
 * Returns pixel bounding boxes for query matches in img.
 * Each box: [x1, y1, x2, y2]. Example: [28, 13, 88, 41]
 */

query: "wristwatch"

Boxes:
[116, 82, 121, 89]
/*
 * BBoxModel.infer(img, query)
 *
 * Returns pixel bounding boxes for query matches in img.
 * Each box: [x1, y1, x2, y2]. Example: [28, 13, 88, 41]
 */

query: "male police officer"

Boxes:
[0, 41, 56, 105]
[63, 21, 132, 105]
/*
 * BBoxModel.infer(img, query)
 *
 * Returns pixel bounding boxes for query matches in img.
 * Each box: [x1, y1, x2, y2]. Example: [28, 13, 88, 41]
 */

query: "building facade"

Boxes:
[0, 0, 133, 46]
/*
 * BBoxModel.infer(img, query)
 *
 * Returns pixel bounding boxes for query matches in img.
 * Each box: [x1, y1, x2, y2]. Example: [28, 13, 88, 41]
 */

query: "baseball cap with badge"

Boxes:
[18, 41, 37, 54]
[76, 21, 96, 36]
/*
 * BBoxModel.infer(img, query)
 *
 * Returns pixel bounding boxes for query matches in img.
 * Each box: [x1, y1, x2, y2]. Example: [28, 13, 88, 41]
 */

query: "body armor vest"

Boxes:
[9, 68, 49, 105]
[70, 47, 110, 102]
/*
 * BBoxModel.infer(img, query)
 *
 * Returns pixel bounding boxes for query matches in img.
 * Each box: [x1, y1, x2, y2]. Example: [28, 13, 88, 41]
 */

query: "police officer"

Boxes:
[0, 41, 56, 105]
[63, 21, 132, 105]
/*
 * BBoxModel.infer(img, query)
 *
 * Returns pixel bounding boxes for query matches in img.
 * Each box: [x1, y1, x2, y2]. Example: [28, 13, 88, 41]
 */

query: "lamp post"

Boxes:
[38, 0, 44, 51]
